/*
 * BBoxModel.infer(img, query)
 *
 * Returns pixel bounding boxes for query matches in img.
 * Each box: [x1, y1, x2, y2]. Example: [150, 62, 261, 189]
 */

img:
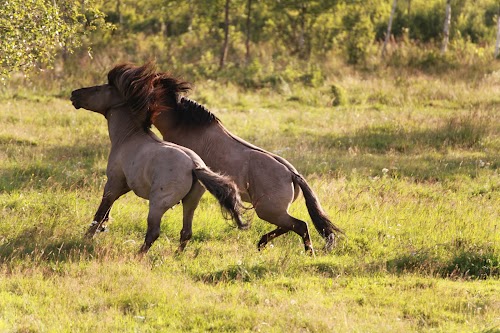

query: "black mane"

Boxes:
[176, 97, 219, 126]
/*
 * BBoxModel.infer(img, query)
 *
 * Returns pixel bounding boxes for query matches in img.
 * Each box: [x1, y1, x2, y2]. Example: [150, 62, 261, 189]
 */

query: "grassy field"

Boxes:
[0, 70, 499, 332]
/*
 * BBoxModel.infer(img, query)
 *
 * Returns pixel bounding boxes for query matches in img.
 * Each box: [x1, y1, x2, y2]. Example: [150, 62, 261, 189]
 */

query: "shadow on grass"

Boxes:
[386, 244, 500, 279]
[0, 140, 109, 192]
[195, 263, 270, 284]
[478, 327, 500, 333]
[318, 116, 490, 153]
[290, 148, 498, 182]
[0, 226, 96, 265]
[282, 117, 498, 180]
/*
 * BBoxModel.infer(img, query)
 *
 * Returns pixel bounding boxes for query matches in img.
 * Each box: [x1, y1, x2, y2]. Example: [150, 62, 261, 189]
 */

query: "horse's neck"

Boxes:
[106, 107, 142, 147]
[153, 111, 179, 138]
[155, 113, 226, 154]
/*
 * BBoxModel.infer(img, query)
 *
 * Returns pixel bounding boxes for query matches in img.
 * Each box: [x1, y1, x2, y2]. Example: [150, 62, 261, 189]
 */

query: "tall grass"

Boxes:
[0, 70, 499, 332]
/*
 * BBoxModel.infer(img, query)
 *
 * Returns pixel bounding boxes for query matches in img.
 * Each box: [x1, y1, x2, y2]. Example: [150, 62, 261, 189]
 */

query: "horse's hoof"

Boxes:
[324, 234, 336, 252]
[97, 225, 108, 233]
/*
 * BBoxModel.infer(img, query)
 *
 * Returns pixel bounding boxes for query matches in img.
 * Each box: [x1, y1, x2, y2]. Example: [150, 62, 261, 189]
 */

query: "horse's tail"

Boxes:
[192, 168, 249, 230]
[223, 128, 343, 247]
[292, 173, 344, 250]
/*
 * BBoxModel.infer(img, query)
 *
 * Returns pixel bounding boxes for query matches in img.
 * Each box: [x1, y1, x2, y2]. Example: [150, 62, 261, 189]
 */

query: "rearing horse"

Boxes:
[111, 63, 343, 254]
[70, 66, 247, 253]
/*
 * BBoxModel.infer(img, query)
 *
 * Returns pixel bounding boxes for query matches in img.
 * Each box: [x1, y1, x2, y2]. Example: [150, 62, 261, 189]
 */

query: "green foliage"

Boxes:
[3, 0, 500, 80]
[330, 84, 347, 106]
[0, 0, 110, 78]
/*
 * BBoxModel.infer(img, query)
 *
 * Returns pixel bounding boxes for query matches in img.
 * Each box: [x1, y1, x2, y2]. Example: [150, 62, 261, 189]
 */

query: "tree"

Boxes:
[245, 0, 252, 64]
[270, 0, 334, 60]
[342, 4, 376, 65]
[495, 6, 500, 58]
[441, 0, 451, 54]
[0, 0, 109, 78]
[219, 0, 231, 70]
[382, 0, 398, 58]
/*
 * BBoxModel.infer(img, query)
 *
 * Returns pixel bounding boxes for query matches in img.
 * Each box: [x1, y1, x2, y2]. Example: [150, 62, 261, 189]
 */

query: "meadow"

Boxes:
[0, 69, 499, 332]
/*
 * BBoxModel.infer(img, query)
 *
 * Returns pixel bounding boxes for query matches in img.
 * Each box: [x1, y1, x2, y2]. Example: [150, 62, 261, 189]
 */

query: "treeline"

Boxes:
[91, 1, 498, 58]
[66, 0, 499, 85]
[3, 0, 500, 87]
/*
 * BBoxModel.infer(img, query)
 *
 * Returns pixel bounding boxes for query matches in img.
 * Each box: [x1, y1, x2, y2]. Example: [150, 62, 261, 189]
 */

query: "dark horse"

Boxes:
[70, 66, 247, 253]
[111, 63, 343, 254]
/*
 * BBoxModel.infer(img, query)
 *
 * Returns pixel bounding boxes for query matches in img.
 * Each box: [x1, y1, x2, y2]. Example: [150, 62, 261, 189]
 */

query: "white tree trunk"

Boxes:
[245, 0, 252, 64]
[441, 0, 451, 54]
[219, 0, 230, 70]
[495, 14, 500, 58]
[382, 0, 398, 58]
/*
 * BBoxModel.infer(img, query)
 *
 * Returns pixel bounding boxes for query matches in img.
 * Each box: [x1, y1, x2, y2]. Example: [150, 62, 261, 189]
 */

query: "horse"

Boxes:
[70, 67, 247, 254]
[105, 63, 343, 254]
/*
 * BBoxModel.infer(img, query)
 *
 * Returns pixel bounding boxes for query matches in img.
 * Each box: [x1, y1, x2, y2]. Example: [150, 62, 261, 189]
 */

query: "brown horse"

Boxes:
[108, 63, 343, 254]
[70, 67, 247, 253]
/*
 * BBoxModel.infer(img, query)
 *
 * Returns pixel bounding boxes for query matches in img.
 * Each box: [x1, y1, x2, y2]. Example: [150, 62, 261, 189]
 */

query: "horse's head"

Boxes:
[70, 84, 124, 116]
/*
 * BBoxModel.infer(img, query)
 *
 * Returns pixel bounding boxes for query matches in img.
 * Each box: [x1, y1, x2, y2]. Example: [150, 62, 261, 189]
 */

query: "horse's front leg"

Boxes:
[86, 182, 129, 238]
[139, 205, 165, 254]
[86, 195, 114, 238]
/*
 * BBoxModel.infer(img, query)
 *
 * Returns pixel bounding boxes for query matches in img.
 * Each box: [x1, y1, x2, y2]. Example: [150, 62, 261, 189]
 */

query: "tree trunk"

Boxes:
[382, 0, 397, 58]
[116, 0, 123, 25]
[298, 3, 307, 59]
[186, 0, 193, 32]
[441, 0, 451, 54]
[245, 0, 252, 64]
[219, 0, 230, 70]
[495, 10, 500, 59]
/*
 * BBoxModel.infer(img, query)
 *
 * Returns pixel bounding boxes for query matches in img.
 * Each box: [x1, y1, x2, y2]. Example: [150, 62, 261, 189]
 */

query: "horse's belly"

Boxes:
[128, 180, 151, 200]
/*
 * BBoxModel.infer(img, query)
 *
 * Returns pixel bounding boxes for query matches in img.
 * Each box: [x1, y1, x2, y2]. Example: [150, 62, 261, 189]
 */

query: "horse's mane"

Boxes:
[107, 62, 219, 129]
[177, 97, 219, 126]
[107, 62, 190, 129]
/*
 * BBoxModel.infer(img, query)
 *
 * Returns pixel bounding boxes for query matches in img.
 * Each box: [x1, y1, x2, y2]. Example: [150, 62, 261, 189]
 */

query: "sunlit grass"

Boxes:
[0, 72, 499, 332]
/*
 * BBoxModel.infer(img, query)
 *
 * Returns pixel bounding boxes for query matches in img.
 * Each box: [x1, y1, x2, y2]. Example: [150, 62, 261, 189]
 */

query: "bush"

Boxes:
[330, 84, 347, 106]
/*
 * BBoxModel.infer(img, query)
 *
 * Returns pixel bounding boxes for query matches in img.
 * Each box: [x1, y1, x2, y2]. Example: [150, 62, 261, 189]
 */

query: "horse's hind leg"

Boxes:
[178, 182, 205, 252]
[257, 227, 288, 250]
[255, 207, 314, 255]
[139, 204, 166, 253]
[140, 188, 190, 253]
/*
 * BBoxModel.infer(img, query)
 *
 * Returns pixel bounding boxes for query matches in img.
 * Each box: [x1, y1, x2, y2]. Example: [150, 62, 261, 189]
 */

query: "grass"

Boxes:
[0, 70, 499, 332]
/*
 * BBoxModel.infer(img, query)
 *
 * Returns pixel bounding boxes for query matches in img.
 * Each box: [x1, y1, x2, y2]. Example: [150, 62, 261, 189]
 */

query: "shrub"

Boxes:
[330, 84, 347, 106]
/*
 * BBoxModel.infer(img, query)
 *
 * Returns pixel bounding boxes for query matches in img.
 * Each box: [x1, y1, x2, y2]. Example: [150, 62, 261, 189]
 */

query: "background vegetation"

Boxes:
[3, 0, 500, 87]
[0, 0, 499, 332]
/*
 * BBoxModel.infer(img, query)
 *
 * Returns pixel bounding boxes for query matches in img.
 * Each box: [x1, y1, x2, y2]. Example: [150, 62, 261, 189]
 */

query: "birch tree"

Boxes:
[219, 0, 231, 70]
[495, 7, 500, 59]
[381, 0, 398, 58]
[245, 0, 252, 64]
[441, 0, 451, 54]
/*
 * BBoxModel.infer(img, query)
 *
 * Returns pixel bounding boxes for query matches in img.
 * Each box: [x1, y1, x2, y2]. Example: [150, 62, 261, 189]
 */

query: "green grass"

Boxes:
[0, 71, 499, 332]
